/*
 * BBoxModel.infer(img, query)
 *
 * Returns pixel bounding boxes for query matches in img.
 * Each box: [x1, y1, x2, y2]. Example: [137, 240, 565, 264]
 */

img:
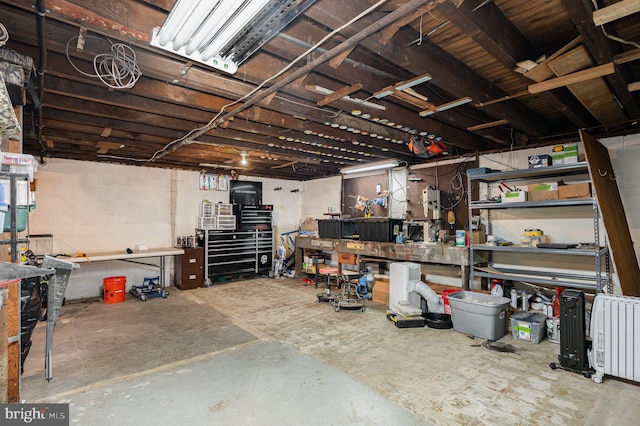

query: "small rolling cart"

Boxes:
[129, 276, 168, 301]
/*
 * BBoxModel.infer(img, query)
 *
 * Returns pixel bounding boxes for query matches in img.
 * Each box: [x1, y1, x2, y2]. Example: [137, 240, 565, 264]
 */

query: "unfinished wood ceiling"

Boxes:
[1, 0, 639, 180]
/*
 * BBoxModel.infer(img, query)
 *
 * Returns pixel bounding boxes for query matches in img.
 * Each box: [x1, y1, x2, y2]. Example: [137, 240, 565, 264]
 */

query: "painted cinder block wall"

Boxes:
[27, 159, 307, 299]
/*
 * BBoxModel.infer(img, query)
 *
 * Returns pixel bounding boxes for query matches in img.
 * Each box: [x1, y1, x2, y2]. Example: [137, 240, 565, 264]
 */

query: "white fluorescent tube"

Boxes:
[396, 75, 431, 91]
[373, 89, 394, 99]
[436, 97, 472, 112]
[340, 160, 400, 174]
[201, 0, 270, 61]
[156, 0, 200, 46]
[184, 1, 228, 55]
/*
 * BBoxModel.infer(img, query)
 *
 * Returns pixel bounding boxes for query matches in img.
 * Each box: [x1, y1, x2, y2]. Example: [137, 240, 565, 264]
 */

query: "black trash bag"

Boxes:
[20, 275, 42, 373]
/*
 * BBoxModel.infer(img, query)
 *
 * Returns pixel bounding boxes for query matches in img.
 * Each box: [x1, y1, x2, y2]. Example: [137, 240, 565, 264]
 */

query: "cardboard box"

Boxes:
[559, 182, 591, 199]
[551, 152, 564, 165]
[563, 148, 579, 164]
[502, 191, 527, 203]
[528, 182, 558, 191]
[528, 155, 551, 168]
[338, 253, 357, 264]
[471, 229, 486, 244]
[529, 190, 559, 201]
[527, 183, 559, 201]
[372, 278, 389, 305]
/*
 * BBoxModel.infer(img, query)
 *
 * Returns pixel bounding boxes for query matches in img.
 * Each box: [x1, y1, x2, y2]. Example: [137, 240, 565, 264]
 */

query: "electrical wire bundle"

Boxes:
[66, 35, 141, 90]
[93, 43, 141, 89]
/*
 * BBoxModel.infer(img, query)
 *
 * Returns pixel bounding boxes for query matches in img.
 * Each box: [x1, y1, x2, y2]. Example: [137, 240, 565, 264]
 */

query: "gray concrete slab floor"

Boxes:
[20, 277, 640, 425]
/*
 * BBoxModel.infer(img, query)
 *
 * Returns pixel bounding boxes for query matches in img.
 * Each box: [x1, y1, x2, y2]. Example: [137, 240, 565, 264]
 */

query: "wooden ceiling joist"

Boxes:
[562, 0, 640, 117]
[95, 141, 124, 154]
[528, 63, 615, 94]
[614, 48, 640, 65]
[3, 0, 639, 181]
[329, 47, 355, 69]
[316, 83, 363, 107]
[547, 46, 626, 123]
[467, 119, 509, 132]
[592, 0, 640, 26]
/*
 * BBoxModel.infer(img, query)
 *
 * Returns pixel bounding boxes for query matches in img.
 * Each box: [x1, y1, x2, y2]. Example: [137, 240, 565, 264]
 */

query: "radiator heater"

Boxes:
[550, 289, 593, 377]
[589, 294, 640, 384]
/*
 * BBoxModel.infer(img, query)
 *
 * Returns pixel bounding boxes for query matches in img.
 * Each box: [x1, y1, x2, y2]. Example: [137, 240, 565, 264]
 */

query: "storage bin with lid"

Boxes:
[1, 177, 36, 232]
[447, 291, 511, 340]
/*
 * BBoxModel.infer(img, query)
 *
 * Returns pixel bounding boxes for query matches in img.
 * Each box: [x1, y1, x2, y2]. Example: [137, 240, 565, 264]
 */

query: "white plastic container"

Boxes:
[0, 152, 39, 181]
[0, 178, 31, 205]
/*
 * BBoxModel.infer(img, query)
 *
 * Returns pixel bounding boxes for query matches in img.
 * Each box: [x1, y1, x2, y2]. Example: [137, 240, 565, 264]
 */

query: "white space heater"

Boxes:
[589, 294, 640, 384]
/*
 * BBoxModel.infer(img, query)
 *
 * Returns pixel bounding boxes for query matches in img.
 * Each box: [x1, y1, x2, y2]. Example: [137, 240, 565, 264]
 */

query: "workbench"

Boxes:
[58, 247, 185, 290]
[295, 237, 484, 290]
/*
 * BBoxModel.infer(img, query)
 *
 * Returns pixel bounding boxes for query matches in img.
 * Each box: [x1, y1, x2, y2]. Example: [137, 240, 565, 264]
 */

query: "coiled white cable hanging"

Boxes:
[66, 35, 141, 89]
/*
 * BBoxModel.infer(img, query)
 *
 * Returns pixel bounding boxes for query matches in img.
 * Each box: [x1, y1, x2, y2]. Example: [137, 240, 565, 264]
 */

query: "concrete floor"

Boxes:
[21, 277, 640, 425]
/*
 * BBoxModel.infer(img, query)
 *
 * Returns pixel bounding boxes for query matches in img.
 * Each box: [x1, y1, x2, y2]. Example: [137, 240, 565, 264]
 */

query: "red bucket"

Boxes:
[104, 276, 126, 304]
[442, 289, 461, 315]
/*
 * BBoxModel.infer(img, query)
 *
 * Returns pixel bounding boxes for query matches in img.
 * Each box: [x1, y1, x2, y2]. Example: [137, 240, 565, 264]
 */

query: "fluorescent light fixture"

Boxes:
[374, 89, 394, 99]
[151, 0, 316, 74]
[435, 96, 472, 111]
[340, 159, 400, 174]
[419, 97, 472, 117]
[374, 73, 432, 99]
[396, 74, 432, 91]
[199, 163, 247, 170]
[306, 85, 386, 110]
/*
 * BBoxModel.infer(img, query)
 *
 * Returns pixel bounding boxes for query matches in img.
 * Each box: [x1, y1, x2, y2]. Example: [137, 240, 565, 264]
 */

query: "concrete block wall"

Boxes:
[26, 159, 304, 299]
[29, 159, 172, 254]
[298, 175, 342, 231]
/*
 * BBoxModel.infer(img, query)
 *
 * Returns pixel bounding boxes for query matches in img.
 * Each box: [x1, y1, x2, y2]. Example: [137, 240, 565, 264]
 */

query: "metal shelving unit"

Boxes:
[467, 162, 610, 293]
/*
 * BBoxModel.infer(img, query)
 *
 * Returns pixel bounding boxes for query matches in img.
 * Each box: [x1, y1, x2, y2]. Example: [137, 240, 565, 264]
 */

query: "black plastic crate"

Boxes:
[317, 219, 341, 239]
[356, 218, 403, 242]
[317, 219, 357, 239]
[340, 219, 356, 239]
